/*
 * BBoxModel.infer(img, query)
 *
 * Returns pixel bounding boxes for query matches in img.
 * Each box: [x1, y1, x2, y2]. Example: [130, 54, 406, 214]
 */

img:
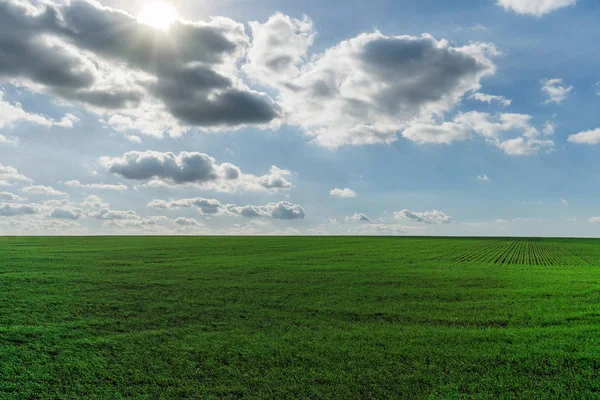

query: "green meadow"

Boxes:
[2, 236, 600, 399]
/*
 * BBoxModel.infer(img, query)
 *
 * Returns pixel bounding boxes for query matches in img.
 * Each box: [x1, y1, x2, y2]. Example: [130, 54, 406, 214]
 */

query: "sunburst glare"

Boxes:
[138, 2, 179, 31]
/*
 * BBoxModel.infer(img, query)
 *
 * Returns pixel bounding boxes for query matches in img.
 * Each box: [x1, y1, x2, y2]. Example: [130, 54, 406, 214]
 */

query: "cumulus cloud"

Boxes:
[497, 0, 577, 16]
[0, 134, 19, 146]
[0, 202, 41, 217]
[102, 151, 292, 192]
[478, 174, 489, 181]
[149, 196, 305, 220]
[468, 92, 511, 106]
[243, 13, 315, 84]
[90, 208, 140, 221]
[49, 207, 83, 220]
[63, 180, 127, 191]
[395, 209, 453, 224]
[541, 78, 573, 104]
[0, 91, 79, 130]
[244, 20, 497, 147]
[0, 191, 25, 201]
[0, 163, 32, 186]
[226, 202, 306, 220]
[173, 217, 203, 226]
[401, 112, 553, 155]
[454, 112, 554, 155]
[590, 217, 600, 224]
[346, 213, 372, 222]
[257, 166, 293, 190]
[330, 188, 357, 198]
[402, 122, 471, 145]
[21, 185, 68, 197]
[148, 197, 224, 214]
[568, 128, 600, 145]
[0, 0, 280, 137]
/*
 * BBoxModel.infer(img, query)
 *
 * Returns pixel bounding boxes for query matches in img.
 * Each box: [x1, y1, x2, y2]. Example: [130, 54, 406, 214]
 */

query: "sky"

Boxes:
[0, 0, 599, 236]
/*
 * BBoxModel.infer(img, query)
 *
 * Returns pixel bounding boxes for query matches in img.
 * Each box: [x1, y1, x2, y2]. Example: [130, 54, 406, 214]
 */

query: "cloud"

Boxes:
[468, 92, 511, 106]
[478, 174, 489, 181]
[257, 166, 293, 190]
[543, 122, 557, 135]
[454, 111, 554, 155]
[173, 217, 203, 226]
[0, 135, 19, 146]
[21, 185, 68, 197]
[0, 163, 32, 186]
[149, 197, 305, 220]
[0, 191, 25, 201]
[102, 151, 292, 192]
[401, 112, 554, 155]
[497, 0, 577, 16]
[590, 217, 600, 224]
[568, 128, 600, 145]
[148, 197, 224, 214]
[0, 0, 280, 136]
[49, 207, 83, 220]
[245, 21, 497, 147]
[126, 135, 142, 144]
[79, 195, 109, 210]
[63, 180, 128, 191]
[330, 188, 357, 198]
[90, 208, 140, 221]
[0, 91, 79, 129]
[395, 209, 453, 224]
[346, 213, 372, 222]
[541, 78, 573, 104]
[561, 198, 569, 206]
[0, 202, 41, 217]
[226, 201, 306, 220]
[243, 13, 315, 84]
[402, 122, 471, 145]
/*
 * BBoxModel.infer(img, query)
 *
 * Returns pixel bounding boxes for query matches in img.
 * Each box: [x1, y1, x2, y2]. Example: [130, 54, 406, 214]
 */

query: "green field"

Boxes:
[3, 236, 600, 399]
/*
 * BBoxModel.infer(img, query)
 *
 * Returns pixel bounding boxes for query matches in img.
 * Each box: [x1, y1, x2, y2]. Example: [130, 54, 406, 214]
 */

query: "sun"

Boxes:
[138, 2, 179, 31]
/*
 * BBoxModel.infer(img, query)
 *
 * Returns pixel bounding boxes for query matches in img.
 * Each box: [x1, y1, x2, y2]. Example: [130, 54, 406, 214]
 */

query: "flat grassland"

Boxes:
[2, 236, 600, 399]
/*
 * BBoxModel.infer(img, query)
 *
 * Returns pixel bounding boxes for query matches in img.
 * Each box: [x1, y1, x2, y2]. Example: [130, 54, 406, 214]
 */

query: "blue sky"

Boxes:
[0, 0, 599, 236]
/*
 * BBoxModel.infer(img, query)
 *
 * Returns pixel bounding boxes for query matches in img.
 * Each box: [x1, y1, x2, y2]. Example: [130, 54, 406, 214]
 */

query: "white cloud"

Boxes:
[561, 198, 569, 206]
[402, 122, 471, 145]
[243, 13, 315, 84]
[245, 21, 497, 147]
[346, 213, 372, 222]
[590, 217, 600, 224]
[543, 121, 557, 135]
[478, 174, 489, 181]
[0, 202, 41, 217]
[149, 197, 306, 220]
[63, 180, 128, 191]
[568, 128, 600, 145]
[0, 134, 19, 146]
[21, 185, 68, 197]
[454, 111, 554, 155]
[126, 135, 142, 144]
[257, 166, 293, 190]
[330, 188, 357, 198]
[541, 78, 573, 104]
[394, 209, 453, 224]
[469, 92, 511, 106]
[497, 0, 577, 16]
[0, 163, 32, 186]
[0, 191, 26, 201]
[0, 90, 79, 130]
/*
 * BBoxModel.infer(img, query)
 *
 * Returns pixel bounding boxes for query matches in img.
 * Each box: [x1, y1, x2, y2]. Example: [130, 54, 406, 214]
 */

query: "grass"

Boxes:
[2, 236, 600, 399]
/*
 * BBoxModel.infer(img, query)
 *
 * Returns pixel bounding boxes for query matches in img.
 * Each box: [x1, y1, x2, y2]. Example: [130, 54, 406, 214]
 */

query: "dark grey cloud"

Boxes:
[0, 0, 279, 128]
[104, 151, 225, 184]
